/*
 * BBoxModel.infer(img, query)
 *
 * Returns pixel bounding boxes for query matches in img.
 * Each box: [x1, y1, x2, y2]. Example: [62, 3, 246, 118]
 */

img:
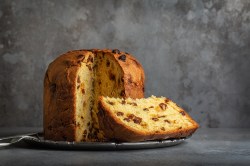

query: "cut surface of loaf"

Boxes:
[98, 96, 199, 142]
[44, 49, 145, 142]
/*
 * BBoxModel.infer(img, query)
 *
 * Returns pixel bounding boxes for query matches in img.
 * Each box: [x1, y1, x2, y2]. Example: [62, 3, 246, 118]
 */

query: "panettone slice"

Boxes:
[98, 96, 199, 142]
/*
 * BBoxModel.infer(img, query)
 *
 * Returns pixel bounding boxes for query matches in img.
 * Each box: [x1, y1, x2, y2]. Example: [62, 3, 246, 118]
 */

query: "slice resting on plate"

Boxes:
[98, 96, 199, 142]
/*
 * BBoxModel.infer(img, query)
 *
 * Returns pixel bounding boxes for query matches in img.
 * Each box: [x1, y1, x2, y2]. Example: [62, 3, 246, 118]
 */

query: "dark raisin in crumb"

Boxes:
[108, 101, 114, 105]
[178, 127, 182, 129]
[81, 116, 83, 119]
[118, 54, 126, 62]
[77, 85, 80, 89]
[152, 118, 159, 121]
[161, 127, 165, 131]
[128, 114, 135, 119]
[82, 89, 85, 94]
[180, 111, 185, 116]
[87, 64, 92, 71]
[84, 130, 87, 134]
[87, 122, 90, 126]
[149, 106, 154, 108]
[158, 115, 166, 118]
[77, 76, 80, 83]
[123, 118, 130, 122]
[87, 56, 94, 63]
[77, 54, 85, 60]
[164, 119, 171, 123]
[116, 112, 124, 116]
[131, 103, 137, 106]
[143, 108, 149, 111]
[165, 98, 170, 103]
[133, 117, 142, 124]
[121, 100, 126, 104]
[109, 72, 116, 80]
[159, 103, 167, 110]
[106, 60, 110, 67]
[112, 49, 120, 54]
[120, 90, 125, 97]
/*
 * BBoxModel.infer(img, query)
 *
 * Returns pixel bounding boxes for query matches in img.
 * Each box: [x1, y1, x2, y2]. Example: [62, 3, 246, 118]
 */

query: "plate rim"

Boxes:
[23, 133, 189, 150]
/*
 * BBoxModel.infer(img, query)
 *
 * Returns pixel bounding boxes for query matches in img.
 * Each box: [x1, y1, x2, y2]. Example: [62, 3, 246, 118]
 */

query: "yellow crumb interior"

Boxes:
[101, 96, 195, 133]
[75, 51, 125, 141]
[75, 52, 94, 141]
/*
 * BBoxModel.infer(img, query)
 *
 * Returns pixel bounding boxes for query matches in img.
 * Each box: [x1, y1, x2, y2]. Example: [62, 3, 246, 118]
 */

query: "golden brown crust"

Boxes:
[98, 96, 199, 142]
[44, 49, 145, 141]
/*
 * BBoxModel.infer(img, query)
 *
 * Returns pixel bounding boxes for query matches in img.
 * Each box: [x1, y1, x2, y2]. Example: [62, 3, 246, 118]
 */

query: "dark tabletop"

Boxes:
[0, 127, 250, 166]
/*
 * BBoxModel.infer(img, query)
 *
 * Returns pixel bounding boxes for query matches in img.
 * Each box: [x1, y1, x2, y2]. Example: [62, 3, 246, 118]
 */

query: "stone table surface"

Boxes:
[0, 128, 250, 166]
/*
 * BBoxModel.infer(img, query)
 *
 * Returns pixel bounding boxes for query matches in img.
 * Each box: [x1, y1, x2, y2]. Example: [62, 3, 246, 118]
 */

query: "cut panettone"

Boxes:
[98, 96, 199, 142]
[43, 49, 145, 142]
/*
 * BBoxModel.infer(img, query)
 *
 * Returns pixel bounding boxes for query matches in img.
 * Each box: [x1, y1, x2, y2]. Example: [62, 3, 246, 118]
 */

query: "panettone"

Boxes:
[98, 96, 199, 142]
[43, 49, 145, 142]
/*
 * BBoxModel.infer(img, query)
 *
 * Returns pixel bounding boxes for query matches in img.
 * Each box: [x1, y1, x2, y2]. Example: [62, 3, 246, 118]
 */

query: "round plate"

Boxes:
[23, 133, 188, 150]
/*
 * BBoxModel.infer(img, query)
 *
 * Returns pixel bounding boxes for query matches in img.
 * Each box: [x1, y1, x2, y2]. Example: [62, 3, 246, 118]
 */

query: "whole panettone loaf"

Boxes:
[44, 49, 145, 142]
[98, 96, 199, 142]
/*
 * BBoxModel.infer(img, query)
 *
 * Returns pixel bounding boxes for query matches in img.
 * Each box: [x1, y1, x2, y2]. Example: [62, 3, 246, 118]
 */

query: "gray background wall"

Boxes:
[0, 0, 250, 128]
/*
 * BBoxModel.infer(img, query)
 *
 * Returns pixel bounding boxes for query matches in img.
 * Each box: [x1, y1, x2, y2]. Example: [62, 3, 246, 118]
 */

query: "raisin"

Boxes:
[158, 115, 166, 118]
[121, 100, 126, 104]
[109, 72, 116, 80]
[152, 118, 159, 121]
[123, 118, 130, 122]
[77, 85, 80, 89]
[84, 130, 87, 134]
[165, 98, 170, 103]
[128, 114, 135, 119]
[143, 108, 149, 111]
[159, 103, 167, 110]
[77, 54, 85, 60]
[131, 103, 137, 106]
[87, 64, 92, 71]
[116, 112, 124, 116]
[133, 117, 142, 124]
[128, 102, 137, 106]
[149, 106, 154, 108]
[178, 127, 182, 130]
[161, 127, 165, 131]
[180, 111, 185, 116]
[118, 54, 126, 62]
[120, 90, 125, 97]
[82, 89, 85, 94]
[108, 101, 114, 105]
[164, 119, 171, 123]
[112, 49, 120, 54]
[81, 116, 83, 119]
[87, 122, 90, 126]
[77, 76, 80, 83]
[87, 56, 94, 63]
[106, 60, 110, 67]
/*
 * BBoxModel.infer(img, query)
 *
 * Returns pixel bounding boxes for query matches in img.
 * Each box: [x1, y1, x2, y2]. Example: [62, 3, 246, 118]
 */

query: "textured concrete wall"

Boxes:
[0, 0, 250, 127]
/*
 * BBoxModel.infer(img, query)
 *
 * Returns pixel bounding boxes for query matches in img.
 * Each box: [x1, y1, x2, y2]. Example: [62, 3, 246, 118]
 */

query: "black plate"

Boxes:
[23, 133, 188, 150]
